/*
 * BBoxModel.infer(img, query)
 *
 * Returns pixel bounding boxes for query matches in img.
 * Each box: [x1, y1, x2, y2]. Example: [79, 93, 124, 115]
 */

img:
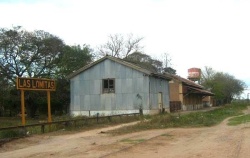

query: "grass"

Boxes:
[1, 102, 248, 139]
[228, 114, 250, 126]
[120, 138, 146, 144]
[0, 117, 42, 128]
[161, 133, 173, 137]
[0, 114, 141, 139]
[110, 102, 248, 135]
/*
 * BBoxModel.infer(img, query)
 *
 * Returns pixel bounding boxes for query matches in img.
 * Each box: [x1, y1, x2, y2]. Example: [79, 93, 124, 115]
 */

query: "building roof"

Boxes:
[186, 86, 214, 96]
[168, 74, 204, 89]
[67, 56, 172, 81]
[167, 74, 214, 96]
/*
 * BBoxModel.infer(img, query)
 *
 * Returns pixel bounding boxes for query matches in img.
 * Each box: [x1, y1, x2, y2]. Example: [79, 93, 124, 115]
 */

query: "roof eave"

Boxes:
[151, 73, 172, 81]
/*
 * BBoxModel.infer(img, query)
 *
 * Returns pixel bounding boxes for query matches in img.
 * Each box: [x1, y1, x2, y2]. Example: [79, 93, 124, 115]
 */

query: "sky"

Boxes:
[1, 0, 250, 97]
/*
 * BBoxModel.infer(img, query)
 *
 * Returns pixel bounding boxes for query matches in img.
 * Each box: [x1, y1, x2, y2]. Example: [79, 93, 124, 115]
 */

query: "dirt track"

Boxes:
[1, 109, 250, 158]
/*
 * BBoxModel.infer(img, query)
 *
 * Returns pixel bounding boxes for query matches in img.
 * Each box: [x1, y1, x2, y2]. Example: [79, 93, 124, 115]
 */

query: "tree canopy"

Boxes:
[201, 67, 246, 104]
[56, 44, 93, 78]
[0, 26, 93, 117]
[124, 52, 163, 73]
[124, 52, 177, 74]
[0, 26, 64, 84]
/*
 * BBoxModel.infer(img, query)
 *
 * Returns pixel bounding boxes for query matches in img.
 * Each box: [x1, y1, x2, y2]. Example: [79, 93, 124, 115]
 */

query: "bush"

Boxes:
[0, 129, 26, 139]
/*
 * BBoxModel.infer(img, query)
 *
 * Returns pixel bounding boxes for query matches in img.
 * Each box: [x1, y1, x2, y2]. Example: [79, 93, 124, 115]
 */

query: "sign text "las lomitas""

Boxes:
[16, 77, 56, 91]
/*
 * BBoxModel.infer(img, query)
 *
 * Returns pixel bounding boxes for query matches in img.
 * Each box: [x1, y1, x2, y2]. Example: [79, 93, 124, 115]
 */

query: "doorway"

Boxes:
[158, 92, 163, 113]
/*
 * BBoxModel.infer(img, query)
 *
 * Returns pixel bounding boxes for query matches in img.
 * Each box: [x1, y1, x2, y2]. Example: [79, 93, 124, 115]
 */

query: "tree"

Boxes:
[201, 66, 216, 88]
[162, 53, 176, 74]
[0, 26, 65, 117]
[0, 72, 10, 116]
[201, 67, 246, 104]
[56, 44, 93, 78]
[163, 67, 176, 74]
[0, 26, 64, 84]
[124, 52, 163, 73]
[53, 45, 93, 114]
[97, 34, 143, 58]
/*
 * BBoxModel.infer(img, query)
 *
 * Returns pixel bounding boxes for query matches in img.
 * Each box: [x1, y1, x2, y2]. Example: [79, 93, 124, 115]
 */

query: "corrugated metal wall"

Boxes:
[70, 59, 170, 116]
[70, 59, 151, 115]
[149, 76, 170, 110]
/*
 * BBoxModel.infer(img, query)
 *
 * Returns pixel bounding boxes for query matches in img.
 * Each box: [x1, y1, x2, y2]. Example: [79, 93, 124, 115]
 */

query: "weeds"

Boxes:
[110, 102, 248, 135]
[0, 129, 26, 139]
[228, 114, 250, 126]
[1, 102, 248, 139]
[0, 114, 141, 139]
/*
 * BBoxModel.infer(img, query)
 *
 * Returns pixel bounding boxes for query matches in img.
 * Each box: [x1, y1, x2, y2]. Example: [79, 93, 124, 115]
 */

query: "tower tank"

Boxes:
[188, 68, 201, 81]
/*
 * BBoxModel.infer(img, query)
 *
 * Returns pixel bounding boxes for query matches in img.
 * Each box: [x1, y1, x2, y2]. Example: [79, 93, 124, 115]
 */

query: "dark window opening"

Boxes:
[103, 79, 115, 93]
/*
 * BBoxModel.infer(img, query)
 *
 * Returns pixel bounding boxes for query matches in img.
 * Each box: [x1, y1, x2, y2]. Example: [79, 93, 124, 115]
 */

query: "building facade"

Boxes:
[168, 74, 214, 111]
[67, 56, 171, 116]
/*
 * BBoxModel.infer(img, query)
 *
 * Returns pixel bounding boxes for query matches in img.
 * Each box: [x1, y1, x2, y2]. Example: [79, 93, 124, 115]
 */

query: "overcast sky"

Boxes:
[1, 0, 250, 96]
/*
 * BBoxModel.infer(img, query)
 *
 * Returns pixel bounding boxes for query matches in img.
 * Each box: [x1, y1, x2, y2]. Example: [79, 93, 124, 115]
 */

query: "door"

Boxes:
[158, 92, 163, 112]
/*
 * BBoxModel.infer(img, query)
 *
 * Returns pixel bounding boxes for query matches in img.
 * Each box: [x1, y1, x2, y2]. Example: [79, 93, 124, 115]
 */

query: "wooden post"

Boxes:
[108, 116, 111, 122]
[16, 77, 55, 126]
[41, 124, 45, 133]
[139, 108, 143, 116]
[74, 120, 76, 128]
[47, 91, 52, 123]
[21, 90, 26, 126]
[96, 113, 99, 123]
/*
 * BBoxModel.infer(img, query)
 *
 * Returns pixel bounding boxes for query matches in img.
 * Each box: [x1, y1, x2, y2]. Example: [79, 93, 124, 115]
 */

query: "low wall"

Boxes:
[182, 104, 204, 111]
[71, 109, 170, 117]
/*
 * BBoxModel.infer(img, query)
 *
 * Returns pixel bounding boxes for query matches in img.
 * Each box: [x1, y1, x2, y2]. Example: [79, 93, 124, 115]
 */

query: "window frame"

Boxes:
[102, 78, 115, 93]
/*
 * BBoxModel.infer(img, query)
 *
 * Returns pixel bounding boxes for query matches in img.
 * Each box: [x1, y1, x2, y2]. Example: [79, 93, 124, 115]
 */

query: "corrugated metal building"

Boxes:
[67, 56, 172, 116]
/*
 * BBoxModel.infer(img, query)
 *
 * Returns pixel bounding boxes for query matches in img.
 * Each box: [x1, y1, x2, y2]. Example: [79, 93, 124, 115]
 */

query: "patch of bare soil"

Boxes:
[1, 108, 250, 158]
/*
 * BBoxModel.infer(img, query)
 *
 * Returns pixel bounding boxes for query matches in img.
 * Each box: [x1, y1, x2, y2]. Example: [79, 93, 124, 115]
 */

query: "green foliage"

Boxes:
[201, 67, 246, 104]
[0, 88, 20, 117]
[0, 129, 26, 139]
[228, 114, 250, 126]
[124, 52, 164, 73]
[164, 67, 176, 74]
[0, 26, 94, 117]
[124, 52, 177, 74]
[0, 26, 64, 83]
[110, 102, 248, 135]
[120, 138, 145, 144]
[0, 26, 65, 117]
[0, 114, 141, 139]
[56, 45, 93, 78]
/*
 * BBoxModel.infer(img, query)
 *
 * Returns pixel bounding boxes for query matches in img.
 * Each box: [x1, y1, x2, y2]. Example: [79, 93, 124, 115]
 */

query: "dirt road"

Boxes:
[1, 112, 250, 158]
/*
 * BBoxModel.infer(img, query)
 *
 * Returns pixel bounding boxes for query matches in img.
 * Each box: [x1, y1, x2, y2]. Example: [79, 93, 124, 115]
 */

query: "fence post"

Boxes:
[41, 124, 45, 133]
[74, 120, 76, 128]
[139, 108, 143, 116]
[85, 118, 88, 125]
[96, 113, 99, 123]
[20, 126, 27, 136]
[63, 121, 71, 128]
[108, 116, 111, 122]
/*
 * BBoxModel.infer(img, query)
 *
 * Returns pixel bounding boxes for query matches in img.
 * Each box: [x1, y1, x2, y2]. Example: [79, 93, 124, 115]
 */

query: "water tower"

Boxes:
[188, 68, 201, 83]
